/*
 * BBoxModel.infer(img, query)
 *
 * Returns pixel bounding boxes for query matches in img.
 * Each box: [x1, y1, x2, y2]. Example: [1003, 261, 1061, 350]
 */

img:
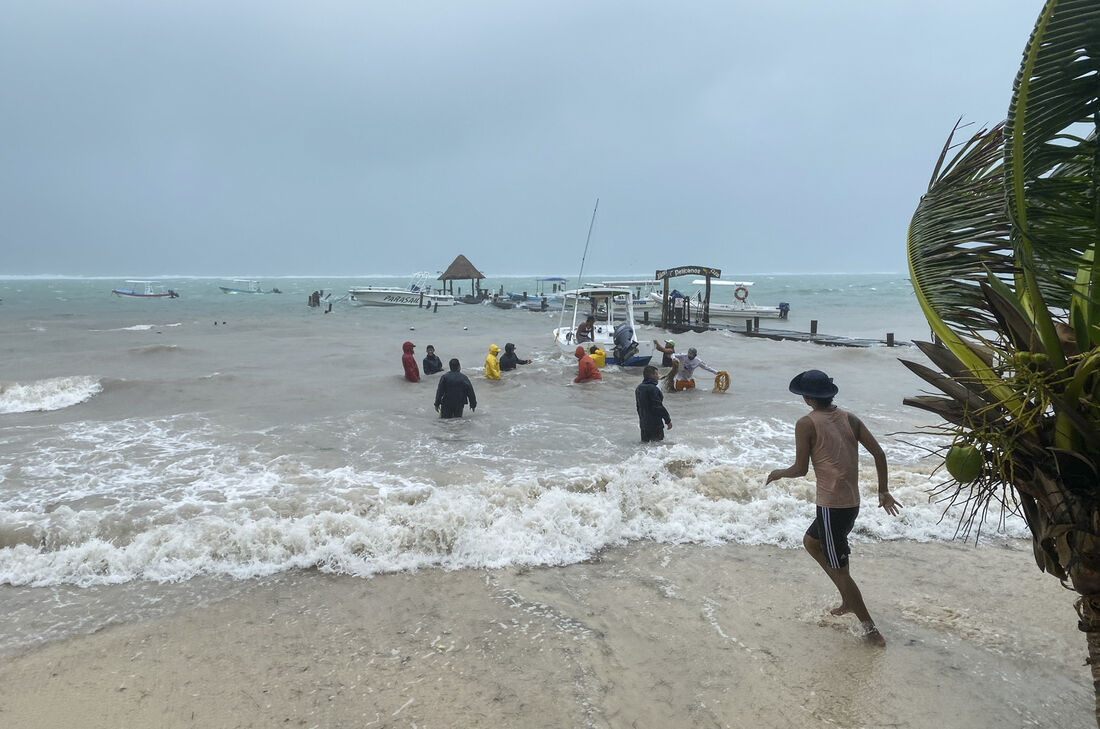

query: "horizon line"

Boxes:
[0, 270, 908, 281]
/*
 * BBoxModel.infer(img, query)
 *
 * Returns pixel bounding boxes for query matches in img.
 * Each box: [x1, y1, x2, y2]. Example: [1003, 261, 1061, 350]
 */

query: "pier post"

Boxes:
[886, 332, 895, 347]
[433, 302, 438, 313]
[419, 291, 425, 308]
[745, 320, 752, 333]
[753, 316, 760, 331]
[643, 311, 649, 324]
[810, 320, 818, 335]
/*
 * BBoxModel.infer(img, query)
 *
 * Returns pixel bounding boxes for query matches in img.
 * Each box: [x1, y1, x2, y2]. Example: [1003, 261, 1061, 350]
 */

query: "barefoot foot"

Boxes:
[861, 621, 886, 647]
[830, 603, 853, 616]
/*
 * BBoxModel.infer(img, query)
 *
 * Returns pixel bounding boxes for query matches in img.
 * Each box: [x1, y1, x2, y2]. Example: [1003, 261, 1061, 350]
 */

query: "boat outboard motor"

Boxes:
[612, 321, 637, 365]
[779, 302, 790, 320]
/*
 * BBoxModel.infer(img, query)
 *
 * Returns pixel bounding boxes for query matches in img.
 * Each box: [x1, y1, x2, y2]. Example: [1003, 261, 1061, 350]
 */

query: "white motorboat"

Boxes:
[553, 286, 654, 367]
[348, 272, 456, 307]
[648, 280, 789, 326]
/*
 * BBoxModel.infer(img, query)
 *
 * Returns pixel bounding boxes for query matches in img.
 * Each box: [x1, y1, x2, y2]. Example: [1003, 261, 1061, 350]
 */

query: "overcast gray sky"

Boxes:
[1, 1, 1042, 277]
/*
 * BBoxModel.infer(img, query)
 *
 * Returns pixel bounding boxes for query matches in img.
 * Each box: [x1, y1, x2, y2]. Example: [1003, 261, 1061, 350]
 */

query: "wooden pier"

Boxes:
[643, 265, 909, 348]
[658, 316, 908, 348]
[739, 327, 906, 348]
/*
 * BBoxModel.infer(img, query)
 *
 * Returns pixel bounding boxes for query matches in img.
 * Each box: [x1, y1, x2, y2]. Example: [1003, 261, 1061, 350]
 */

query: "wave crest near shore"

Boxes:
[0, 442, 1026, 587]
[0, 377, 102, 414]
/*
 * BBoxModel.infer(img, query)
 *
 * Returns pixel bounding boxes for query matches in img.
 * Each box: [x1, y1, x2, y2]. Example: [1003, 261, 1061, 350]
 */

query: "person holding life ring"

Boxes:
[734, 286, 749, 302]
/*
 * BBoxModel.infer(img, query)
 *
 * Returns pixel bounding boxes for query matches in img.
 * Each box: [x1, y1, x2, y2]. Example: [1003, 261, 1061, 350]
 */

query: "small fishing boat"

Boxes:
[507, 277, 567, 302]
[518, 296, 562, 312]
[505, 278, 567, 312]
[219, 279, 282, 294]
[553, 200, 652, 365]
[111, 281, 179, 298]
[649, 280, 789, 326]
[553, 286, 653, 367]
[348, 272, 456, 307]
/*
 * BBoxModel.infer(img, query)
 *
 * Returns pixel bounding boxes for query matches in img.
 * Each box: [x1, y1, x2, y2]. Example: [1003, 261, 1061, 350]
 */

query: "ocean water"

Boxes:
[0, 273, 1022, 653]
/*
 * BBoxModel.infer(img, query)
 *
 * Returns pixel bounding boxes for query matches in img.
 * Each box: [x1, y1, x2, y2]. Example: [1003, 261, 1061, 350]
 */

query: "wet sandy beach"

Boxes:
[0, 539, 1089, 729]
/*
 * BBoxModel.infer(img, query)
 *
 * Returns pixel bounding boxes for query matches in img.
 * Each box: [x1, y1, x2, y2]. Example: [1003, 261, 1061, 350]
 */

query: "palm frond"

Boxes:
[908, 121, 1014, 337]
[1004, 0, 1100, 353]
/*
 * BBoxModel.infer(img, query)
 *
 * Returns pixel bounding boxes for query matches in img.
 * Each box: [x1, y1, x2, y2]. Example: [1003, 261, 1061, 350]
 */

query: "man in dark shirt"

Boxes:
[434, 359, 477, 418]
[652, 338, 676, 368]
[423, 345, 443, 375]
[499, 343, 531, 372]
[635, 365, 672, 442]
[576, 315, 596, 343]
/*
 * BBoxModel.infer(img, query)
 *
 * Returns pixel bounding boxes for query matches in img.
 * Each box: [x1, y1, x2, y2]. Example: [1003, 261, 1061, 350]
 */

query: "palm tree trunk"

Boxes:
[1076, 595, 1100, 728]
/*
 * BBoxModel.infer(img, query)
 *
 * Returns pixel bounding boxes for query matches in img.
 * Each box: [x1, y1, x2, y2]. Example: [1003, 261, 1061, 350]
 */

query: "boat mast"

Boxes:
[562, 198, 599, 332]
[576, 198, 598, 287]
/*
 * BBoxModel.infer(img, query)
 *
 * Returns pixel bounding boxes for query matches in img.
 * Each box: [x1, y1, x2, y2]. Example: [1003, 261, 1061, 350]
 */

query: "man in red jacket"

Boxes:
[573, 345, 602, 383]
[402, 341, 420, 382]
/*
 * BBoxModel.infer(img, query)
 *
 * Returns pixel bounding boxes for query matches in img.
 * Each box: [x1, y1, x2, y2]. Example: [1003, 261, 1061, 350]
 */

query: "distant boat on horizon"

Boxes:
[219, 279, 282, 294]
[111, 280, 179, 299]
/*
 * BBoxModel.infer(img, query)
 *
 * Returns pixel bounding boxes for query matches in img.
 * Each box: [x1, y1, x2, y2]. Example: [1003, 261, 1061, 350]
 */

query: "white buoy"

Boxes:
[409, 327, 415, 330]
[463, 326, 468, 331]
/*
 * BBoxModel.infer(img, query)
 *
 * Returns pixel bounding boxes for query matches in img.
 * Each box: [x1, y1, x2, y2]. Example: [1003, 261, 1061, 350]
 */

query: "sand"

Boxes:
[0, 539, 1092, 729]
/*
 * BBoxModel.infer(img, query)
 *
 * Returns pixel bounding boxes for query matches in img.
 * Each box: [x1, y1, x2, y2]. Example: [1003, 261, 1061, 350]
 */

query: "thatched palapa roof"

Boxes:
[438, 254, 486, 281]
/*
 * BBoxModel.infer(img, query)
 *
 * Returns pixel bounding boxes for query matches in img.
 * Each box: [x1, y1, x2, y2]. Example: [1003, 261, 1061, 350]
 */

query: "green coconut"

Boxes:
[945, 444, 983, 483]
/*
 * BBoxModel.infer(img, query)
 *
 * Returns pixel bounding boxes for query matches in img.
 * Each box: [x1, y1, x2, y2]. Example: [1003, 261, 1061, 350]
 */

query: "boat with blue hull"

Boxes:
[553, 286, 653, 367]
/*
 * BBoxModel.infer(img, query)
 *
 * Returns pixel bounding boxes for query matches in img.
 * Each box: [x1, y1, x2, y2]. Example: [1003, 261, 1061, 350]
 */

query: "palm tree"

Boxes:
[903, 1, 1100, 723]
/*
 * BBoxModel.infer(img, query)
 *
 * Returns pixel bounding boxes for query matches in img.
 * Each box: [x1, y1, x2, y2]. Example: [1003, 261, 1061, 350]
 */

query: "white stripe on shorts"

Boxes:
[822, 508, 840, 569]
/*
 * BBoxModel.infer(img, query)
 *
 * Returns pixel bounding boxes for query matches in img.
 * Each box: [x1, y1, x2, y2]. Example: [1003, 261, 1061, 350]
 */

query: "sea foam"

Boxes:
[0, 436, 1027, 588]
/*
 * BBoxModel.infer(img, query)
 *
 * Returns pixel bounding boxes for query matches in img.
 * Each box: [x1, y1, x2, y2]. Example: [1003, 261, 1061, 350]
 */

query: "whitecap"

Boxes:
[0, 376, 102, 414]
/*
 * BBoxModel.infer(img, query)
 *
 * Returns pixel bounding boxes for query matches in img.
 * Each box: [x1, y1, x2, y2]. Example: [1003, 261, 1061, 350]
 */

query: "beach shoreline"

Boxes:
[0, 539, 1090, 728]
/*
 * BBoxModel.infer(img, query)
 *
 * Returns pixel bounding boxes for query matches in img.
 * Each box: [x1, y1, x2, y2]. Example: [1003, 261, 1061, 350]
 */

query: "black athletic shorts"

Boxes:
[806, 506, 859, 569]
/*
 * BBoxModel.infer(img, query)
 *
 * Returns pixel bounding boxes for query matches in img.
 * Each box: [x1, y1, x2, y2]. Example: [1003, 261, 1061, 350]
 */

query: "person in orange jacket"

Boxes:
[573, 345, 602, 383]
[402, 341, 420, 382]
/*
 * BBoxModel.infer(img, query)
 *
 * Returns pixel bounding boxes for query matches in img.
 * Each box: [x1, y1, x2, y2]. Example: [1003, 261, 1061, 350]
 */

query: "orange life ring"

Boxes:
[733, 286, 749, 302]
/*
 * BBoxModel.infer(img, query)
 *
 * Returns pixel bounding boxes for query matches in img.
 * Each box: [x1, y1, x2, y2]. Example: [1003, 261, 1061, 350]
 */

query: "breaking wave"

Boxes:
[0, 376, 102, 414]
